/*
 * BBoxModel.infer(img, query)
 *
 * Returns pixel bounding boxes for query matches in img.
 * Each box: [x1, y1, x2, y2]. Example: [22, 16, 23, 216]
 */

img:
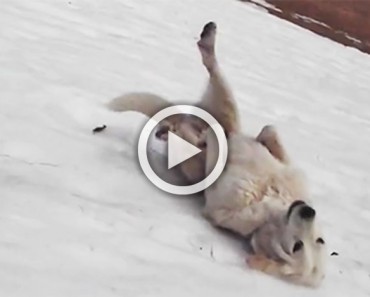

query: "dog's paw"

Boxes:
[259, 125, 278, 140]
[197, 22, 217, 51]
[200, 22, 217, 39]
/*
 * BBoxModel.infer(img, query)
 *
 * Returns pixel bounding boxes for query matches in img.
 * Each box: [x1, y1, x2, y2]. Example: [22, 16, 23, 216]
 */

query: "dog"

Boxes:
[105, 22, 327, 287]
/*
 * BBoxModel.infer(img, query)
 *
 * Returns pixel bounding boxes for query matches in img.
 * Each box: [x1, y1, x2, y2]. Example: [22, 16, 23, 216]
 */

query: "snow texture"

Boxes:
[1, 0, 370, 296]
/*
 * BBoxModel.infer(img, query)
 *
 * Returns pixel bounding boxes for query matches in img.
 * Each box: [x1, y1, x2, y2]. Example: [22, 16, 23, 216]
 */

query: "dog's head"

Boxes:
[282, 200, 326, 286]
[251, 200, 327, 287]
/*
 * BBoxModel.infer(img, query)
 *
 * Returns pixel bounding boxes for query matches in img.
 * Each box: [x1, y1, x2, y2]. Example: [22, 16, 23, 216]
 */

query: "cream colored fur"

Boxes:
[105, 22, 327, 287]
[107, 92, 207, 184]
[107, 92, 172, 117]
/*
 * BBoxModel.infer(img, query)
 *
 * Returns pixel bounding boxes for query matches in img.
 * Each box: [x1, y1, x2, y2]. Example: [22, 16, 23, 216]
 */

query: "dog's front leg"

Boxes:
[256, 125, 290, 164]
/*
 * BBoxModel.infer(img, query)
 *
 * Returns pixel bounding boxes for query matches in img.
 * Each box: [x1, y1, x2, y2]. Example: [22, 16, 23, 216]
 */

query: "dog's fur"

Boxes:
[106, 22, 327, 287]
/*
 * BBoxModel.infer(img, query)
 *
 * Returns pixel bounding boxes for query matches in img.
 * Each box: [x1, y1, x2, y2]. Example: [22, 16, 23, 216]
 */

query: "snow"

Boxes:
[293, 14, 331, 29]
[1, 0, 370, 296]
[341, 32, 362, 45]
[248, 0, 282, 12]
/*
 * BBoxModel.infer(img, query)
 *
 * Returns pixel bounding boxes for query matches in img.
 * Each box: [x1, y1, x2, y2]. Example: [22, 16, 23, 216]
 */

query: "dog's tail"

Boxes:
[106, 92, 172, 118]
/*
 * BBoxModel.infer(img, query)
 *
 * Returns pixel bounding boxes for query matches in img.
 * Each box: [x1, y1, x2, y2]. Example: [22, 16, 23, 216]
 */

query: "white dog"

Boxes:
[106, 22, 327, 287]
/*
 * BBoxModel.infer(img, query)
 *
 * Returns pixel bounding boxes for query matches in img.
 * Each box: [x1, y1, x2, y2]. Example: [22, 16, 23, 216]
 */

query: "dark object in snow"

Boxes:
[331, 252, 339, 256]
[210, 246, 214, 259]
[92, 125, 107, 134]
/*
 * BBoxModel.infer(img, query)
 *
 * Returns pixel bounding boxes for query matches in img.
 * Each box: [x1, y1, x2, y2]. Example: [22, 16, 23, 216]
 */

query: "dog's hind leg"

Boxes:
[196, 22, 240, 136]
[256, 125, 290, 164]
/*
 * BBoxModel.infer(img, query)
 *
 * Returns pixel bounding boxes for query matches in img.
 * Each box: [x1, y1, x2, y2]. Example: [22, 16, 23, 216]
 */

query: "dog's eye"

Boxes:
[293, 240, 304, 253]
[316, 237, 325, 244]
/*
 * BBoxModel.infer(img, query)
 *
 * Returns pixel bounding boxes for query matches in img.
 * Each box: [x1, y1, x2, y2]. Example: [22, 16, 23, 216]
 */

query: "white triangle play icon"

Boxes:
[168, 132, 202, 169]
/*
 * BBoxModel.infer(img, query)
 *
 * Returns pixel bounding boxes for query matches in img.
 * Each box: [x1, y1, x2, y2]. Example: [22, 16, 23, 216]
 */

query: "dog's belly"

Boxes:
[205, 134, 305, 216]
[205, 135, 278, 209]
[228, 134, 283, 175]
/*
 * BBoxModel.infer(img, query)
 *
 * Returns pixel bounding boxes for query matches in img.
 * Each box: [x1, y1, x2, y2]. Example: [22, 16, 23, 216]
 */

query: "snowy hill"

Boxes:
[1, 0, 370, 296]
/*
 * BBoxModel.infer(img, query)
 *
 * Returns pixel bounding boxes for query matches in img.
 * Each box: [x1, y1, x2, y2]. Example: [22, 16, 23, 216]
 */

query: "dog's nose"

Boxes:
[299, 205, 316, 220]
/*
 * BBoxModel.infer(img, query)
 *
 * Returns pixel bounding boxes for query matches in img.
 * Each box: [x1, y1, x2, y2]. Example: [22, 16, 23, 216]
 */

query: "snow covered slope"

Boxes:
[1, 0, 370, 296]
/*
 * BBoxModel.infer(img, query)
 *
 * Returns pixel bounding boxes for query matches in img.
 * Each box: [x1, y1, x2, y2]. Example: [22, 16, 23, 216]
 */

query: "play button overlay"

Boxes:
[168, 132, 202, 169]
[138, 105, 228, 195]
